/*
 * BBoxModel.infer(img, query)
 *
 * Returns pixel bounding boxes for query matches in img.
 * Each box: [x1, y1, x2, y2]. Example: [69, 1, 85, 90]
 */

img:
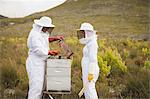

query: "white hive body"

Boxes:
[46, 59, 72, 91]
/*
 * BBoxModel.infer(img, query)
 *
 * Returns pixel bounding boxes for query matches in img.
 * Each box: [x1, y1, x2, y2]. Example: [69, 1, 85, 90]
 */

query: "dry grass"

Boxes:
[0, 0, 150, 98]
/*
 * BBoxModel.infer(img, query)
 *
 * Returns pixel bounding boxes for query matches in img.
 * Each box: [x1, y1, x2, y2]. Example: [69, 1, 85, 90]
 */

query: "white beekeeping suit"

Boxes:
[26, 16, 55, 99]
[78, 23, 100, 99]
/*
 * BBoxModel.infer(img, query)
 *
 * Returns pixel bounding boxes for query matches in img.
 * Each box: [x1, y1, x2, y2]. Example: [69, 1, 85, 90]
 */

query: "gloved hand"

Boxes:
[48, 36, 64, 42]
[48, 50, 60, 56]
[88, 73, 94, 82]
[56, 36, 64, 40]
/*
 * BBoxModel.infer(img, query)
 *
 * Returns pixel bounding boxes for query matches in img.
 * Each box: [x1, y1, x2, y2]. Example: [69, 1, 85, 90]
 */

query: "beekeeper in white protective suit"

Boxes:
[26, 16, 64, 99]
[77, 23, 100, 99]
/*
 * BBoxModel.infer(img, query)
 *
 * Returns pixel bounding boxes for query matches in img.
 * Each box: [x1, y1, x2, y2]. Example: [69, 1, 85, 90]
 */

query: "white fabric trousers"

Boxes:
[26, 55, 45, 99]
[84, 82, 98, 99]
[82, 65, 99, 99]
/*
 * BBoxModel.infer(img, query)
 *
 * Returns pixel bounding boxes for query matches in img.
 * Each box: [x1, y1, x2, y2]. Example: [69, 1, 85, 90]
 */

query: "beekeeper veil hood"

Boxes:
[78, 23, 97, 44]
[32, 16, 55, 32]
[85, 30, 96, 38]
[34, 16, 55, 27]
[32, 23, 43, 32]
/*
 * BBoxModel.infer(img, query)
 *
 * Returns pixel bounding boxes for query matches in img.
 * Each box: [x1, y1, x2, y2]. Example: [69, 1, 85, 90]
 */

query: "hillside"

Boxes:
[0, 0, 149, 38]
[0, 15, 7, 19]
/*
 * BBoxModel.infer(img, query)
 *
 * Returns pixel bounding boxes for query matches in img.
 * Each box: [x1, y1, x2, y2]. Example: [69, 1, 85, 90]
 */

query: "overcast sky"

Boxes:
[0, 0, 66, 18]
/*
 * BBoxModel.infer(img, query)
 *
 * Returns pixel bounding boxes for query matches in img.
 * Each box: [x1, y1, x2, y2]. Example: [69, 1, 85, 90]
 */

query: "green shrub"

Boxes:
[98, 40, 127, 77]
[143, 61, 150, 69]
[122, 49, 129, 58]
[121, 67, 150, 98]
[98, 55, 111, 77]
[142, 48, 150, 56]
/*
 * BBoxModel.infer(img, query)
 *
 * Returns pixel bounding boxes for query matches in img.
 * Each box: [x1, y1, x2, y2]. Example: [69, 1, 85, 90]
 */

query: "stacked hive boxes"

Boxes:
[46, 59, 72, 91]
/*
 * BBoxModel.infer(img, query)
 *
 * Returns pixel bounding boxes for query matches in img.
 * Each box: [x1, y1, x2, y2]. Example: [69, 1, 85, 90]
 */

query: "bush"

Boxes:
[142, 48, 150, 56]
[143, 61, 150, 69]
[121, 67, 150, 98]
[0, 65, 19, 89]
[98, 40, 127, 77]
[98, 56, 111, 77]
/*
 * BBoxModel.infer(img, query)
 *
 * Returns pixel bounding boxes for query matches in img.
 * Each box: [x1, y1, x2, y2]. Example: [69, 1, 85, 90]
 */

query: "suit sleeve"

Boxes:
[88, 42, 98, 74]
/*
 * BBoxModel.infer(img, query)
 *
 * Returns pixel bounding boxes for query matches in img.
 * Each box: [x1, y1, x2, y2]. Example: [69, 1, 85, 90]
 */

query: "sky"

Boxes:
[0, 0, 66, 18]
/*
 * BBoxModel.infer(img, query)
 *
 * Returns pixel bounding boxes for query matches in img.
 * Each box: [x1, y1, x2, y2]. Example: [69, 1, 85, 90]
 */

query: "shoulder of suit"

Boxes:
[29, 30, 41, 40]
[88, 39, 97, 45]
[87, 40, 98, 50]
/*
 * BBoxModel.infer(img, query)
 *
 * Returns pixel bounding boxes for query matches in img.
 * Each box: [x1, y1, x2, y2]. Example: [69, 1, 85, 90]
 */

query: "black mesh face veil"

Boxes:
[48, 27, 54, 34]
[77, 30, 85, 39]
